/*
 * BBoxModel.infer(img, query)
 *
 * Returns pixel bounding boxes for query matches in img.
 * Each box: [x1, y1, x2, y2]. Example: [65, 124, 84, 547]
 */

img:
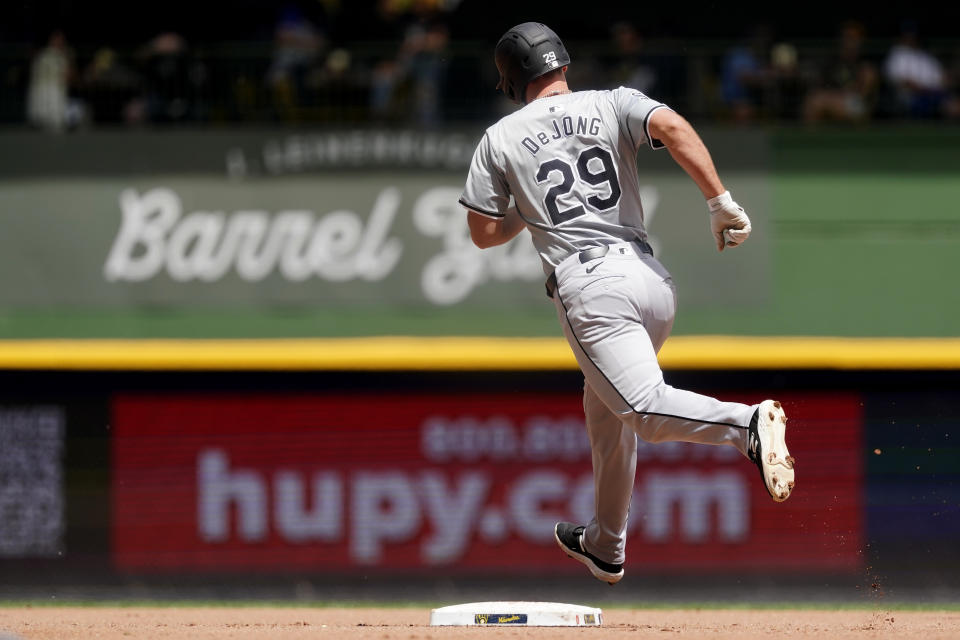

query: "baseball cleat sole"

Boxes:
[750, 399, 795, 502]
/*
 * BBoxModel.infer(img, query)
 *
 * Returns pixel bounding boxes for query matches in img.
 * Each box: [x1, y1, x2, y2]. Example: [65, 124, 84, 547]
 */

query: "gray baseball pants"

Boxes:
[550, 241, 758, 565]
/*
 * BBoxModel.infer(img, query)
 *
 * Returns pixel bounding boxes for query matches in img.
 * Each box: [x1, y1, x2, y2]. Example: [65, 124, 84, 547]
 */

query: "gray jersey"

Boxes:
[461, 82, 790, 576]
[460, 87, 670, 274]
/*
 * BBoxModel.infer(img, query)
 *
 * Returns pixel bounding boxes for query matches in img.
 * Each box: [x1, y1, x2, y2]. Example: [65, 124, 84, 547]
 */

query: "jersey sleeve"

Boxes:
[614, 86, 672, 151]
[459, 130, 510, 218]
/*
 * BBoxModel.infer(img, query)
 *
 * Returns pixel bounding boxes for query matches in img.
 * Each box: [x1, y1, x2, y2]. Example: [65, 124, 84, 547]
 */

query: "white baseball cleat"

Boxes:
[747, 399, 795, 502]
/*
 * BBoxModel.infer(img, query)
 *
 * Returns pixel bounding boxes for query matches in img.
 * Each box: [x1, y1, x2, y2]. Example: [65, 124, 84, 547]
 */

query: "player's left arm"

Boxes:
[467, 205, 525, 249]
[648, 108, 752, 252]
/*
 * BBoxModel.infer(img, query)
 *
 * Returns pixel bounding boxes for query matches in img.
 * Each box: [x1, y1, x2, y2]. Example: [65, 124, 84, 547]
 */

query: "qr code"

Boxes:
[0, 406, 65, 557]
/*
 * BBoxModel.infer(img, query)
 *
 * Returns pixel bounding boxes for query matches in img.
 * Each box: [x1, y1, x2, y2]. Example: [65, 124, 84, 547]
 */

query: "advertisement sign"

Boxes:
[0, 129, 779, 339]
[0, 177, 770, 309]
[0, 406, 65, 557]
[112, 391, 862, 573]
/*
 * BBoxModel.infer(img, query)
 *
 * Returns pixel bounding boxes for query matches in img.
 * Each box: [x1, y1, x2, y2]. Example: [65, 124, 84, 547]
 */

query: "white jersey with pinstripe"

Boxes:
[459, 87, 669, 275]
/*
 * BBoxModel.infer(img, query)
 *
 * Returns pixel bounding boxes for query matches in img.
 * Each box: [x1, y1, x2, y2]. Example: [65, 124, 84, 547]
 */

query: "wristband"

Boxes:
[707, 190, 733, 212]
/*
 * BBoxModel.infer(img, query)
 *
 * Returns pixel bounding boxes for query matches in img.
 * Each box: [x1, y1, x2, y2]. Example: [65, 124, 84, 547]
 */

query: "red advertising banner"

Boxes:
[112, 391, 863, 573]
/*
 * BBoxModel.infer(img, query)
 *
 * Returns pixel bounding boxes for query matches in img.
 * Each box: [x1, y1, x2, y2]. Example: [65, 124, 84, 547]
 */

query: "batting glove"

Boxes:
[707, 191, 752, 252]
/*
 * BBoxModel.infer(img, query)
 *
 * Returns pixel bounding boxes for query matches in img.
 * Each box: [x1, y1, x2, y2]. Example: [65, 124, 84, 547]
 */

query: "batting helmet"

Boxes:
[495, 22, 571, 104]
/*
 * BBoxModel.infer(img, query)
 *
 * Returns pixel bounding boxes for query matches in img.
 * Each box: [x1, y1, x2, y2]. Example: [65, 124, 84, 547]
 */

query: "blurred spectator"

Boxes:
[26, 29, 86, 132]
[882, 21, 948, 118]
[719, 24, 774, 122]
[802, 21, 878, 124]
[604, 22, 658, 94]
[945, 47, 960, 119]
[592, 22, 687, 111]
[310, 47, 371, 121]
[369, 0, 450, 127]
[267, 2, 326, 121]
[15, 13, 960, 128]
[80, 48, 143, 124]
[135, 31, 206, 123]
[767, 41, 807, 120]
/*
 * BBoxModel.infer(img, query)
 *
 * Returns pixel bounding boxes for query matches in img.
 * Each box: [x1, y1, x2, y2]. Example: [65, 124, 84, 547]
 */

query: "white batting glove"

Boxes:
[707, 191, 752, 252]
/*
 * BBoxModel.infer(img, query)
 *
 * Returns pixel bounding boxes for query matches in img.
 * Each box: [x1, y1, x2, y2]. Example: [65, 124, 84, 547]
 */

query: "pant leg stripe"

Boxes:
[557, 288, 748, 431]
[634, 410, 747, 430]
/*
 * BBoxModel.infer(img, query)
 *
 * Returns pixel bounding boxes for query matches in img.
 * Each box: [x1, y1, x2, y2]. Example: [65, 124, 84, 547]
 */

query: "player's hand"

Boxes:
[707, 191, 752, 252]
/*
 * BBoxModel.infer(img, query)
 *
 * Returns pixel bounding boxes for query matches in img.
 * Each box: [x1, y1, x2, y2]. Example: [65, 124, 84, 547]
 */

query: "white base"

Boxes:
[429, 601, 602, 627]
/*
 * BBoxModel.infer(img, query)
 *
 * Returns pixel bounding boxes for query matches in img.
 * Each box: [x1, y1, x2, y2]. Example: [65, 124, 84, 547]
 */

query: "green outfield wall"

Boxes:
[0, 126, 957, 339]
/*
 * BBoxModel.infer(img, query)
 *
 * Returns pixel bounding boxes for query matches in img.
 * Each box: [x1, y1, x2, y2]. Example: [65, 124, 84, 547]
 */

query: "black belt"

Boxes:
[545, 240, 653, 298]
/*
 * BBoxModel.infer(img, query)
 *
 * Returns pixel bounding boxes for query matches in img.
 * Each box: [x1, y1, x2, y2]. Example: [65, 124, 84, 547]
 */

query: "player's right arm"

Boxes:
[460, 129, 526, 249]
[467, 205, 525, 249]
[648, 108, 752, 252]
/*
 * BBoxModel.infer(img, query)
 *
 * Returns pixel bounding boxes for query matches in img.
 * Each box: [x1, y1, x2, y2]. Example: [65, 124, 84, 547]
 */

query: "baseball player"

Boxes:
[459, 22, 795, 585]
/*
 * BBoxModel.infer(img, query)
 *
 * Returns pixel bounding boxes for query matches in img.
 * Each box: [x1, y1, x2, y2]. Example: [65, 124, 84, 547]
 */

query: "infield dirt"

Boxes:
[1, 606, 959, 639]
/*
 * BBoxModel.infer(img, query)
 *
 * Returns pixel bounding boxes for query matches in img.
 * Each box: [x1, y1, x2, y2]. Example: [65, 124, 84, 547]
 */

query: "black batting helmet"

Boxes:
[495, 22, 571, 104]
